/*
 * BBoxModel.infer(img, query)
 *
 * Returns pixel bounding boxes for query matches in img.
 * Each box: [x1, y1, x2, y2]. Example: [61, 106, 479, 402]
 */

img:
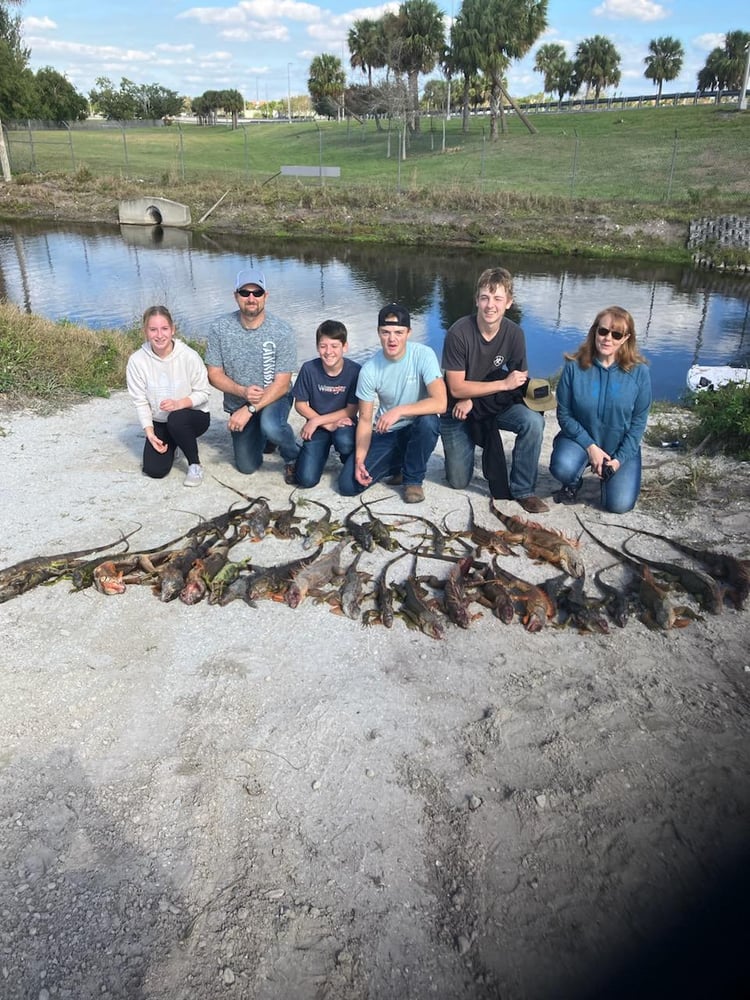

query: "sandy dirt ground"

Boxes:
[1, 392, 748, 1000]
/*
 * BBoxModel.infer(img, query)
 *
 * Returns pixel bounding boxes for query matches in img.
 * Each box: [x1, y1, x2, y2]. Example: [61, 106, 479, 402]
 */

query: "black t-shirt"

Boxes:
[441, 314, 528, 412]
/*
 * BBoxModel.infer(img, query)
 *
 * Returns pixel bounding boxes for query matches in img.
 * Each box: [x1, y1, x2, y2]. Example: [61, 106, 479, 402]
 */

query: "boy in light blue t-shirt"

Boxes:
[339, 303, 447, 504]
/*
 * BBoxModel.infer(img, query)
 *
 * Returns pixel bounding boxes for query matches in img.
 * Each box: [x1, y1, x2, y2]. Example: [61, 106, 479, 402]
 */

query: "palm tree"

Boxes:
[467, 0, 548, 140]
[697, 30, 750, 100]
[446, 2, 484, 131]
[534, 42, 566, 96]
[221, 88, 245, 129]
[307, 53, 345, 119]
[393, 0, 445, 132]
[348, 18, 380, 87]
[550, 59, 577, 103]
[644, 36, 684, 104]
[574, 34, 621, 101]
[374, 11, 402, 81]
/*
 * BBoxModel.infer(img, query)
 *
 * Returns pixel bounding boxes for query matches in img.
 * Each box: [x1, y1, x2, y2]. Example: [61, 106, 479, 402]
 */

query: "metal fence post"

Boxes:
[177, 122, 186, 180]
[120, 122, 129, 177]
[570, 129, 580, 199]
[0, 120, 12, 181]
[241, 124, 249, 179]
[62, 122, 75, 172]
[27, 120, 37, 172]
[666, 129, 678, 203]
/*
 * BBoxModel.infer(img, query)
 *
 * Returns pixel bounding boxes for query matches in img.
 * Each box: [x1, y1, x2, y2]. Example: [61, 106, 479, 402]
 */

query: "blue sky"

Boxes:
[19, 1, 741, 104]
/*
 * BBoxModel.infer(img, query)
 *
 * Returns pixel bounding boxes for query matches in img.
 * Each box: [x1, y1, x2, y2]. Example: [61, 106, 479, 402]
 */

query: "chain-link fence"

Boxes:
[2, 110, 749, 205]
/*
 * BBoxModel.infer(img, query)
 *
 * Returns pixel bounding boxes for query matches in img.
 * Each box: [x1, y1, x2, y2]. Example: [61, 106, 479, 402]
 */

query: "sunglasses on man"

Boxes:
[237, 288, 265, 298]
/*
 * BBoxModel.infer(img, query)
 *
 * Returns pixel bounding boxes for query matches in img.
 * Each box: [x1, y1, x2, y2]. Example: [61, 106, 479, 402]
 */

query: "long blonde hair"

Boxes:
[565, 306, 647, 373]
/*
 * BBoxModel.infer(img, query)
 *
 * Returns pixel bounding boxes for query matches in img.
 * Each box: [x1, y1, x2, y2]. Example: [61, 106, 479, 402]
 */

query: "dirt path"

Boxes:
[1, 393, 748, 999]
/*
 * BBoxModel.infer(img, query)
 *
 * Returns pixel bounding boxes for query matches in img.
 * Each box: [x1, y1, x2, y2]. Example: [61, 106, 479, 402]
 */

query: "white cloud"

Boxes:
[593, 0, 668, 22]
[221, 24, 290, 41]
[533, 29, 575, 57]
[693, 33, 724, 53]
[180, 1, 322, 26]
[24, 36, 150, 63]
[307, 22, 347, 44]
[305, 5, 401, 51]
[23, 16, 57, 31]
[346, 4, 399, 18]
[155, 43, 195, 53]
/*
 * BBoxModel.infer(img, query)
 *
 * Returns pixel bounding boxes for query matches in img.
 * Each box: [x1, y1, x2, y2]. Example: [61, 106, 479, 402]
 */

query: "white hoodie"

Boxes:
[126, 339, 211, 429]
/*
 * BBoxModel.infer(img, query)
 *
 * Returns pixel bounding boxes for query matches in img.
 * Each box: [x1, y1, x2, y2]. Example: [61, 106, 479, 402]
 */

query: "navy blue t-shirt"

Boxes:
[293, 356, 361, 415]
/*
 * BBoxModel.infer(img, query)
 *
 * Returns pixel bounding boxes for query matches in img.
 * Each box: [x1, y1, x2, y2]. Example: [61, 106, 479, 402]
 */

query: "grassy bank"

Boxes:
[5, 105, 749, 204]
[1, 104, 749, 263]
[0, 302, 139, 408]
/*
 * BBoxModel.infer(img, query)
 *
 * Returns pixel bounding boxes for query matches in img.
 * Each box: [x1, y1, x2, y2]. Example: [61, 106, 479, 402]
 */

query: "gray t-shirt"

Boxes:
[205, 310, 297, 413]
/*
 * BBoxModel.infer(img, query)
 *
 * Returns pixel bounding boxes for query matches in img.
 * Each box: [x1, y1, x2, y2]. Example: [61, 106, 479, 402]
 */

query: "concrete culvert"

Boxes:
[117, 197, 191, 227]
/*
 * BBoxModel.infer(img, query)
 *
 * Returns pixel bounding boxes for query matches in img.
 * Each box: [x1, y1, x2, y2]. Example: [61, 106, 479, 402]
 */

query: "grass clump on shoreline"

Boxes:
[646, 384, 750, 460]
[0, 301, 139, 407]
[690, 382, 750, 459]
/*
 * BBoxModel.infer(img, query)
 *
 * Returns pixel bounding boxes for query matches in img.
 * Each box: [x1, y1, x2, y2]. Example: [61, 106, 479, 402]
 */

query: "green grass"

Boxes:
[690, 382, 750, 459]
[0, 302, 210, 408]
[0, 302, 139, 405]
[6, 104, 749, 209]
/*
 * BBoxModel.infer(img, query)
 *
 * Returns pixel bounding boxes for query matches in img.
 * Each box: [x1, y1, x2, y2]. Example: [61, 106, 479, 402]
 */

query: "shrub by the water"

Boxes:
[691, 382, 750, 459]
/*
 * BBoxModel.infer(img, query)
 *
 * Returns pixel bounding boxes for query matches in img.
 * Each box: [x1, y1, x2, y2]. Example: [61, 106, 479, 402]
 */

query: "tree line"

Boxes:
[0, 0, 748, 132]
[0, 1, 246, 125]
[311, 0, 749, 139]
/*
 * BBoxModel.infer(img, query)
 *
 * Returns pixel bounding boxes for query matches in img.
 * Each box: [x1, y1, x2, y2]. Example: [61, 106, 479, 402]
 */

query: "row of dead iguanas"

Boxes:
[1, 482, 748, 638]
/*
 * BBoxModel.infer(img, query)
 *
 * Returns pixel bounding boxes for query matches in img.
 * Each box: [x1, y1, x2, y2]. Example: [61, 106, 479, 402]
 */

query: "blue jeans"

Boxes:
[549, 433, 642, 513]
[295, 425, 356, 488]
[230, 395, 300, 475]
[338, 415, 440, 496]
[440, 403, 544, 498]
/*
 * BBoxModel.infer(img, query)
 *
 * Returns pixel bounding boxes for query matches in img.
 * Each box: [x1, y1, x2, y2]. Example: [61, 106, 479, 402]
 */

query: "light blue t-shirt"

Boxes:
[356, 342, 443, 431]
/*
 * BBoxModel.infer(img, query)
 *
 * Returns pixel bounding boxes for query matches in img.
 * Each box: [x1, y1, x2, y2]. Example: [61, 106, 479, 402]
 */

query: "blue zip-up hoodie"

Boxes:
[555, 358, 652, 464]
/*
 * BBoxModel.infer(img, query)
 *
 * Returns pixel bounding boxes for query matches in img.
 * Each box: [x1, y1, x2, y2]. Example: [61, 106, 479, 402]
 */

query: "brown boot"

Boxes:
[515, 495, 549, 514]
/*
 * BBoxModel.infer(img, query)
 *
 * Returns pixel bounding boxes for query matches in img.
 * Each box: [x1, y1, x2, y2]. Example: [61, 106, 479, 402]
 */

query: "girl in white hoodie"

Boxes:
[126, 306, 211, 486]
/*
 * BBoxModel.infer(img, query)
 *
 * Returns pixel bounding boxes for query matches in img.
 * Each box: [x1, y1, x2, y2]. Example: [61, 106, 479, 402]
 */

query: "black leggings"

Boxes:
[143, 409, 211, 479]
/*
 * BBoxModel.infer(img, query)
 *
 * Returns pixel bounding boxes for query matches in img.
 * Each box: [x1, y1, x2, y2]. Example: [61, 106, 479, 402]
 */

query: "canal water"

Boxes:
[2, 221, 749, 401]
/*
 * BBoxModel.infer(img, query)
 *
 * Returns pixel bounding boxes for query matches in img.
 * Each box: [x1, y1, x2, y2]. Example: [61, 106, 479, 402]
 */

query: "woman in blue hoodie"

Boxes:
[550, 306, 651, 513]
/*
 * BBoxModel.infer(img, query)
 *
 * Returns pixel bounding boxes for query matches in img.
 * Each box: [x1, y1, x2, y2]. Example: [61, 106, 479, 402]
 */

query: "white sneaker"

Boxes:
[184, 464, 204, 487]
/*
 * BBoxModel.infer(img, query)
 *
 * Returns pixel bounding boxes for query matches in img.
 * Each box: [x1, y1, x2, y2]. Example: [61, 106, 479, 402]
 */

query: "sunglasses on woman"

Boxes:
[237, 288, 265, 298]
[596, 325, 627, 341]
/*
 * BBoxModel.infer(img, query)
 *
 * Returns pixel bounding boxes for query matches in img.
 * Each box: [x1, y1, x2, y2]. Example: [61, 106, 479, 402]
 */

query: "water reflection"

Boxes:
[1, 220, 748, 401]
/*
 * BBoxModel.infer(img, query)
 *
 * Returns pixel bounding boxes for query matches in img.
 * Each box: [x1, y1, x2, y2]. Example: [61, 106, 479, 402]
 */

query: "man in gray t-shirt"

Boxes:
[205, 268, 300, 483]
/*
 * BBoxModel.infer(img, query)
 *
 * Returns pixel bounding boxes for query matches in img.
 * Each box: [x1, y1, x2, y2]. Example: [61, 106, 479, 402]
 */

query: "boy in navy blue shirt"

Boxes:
[292, 320, 361, 488]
